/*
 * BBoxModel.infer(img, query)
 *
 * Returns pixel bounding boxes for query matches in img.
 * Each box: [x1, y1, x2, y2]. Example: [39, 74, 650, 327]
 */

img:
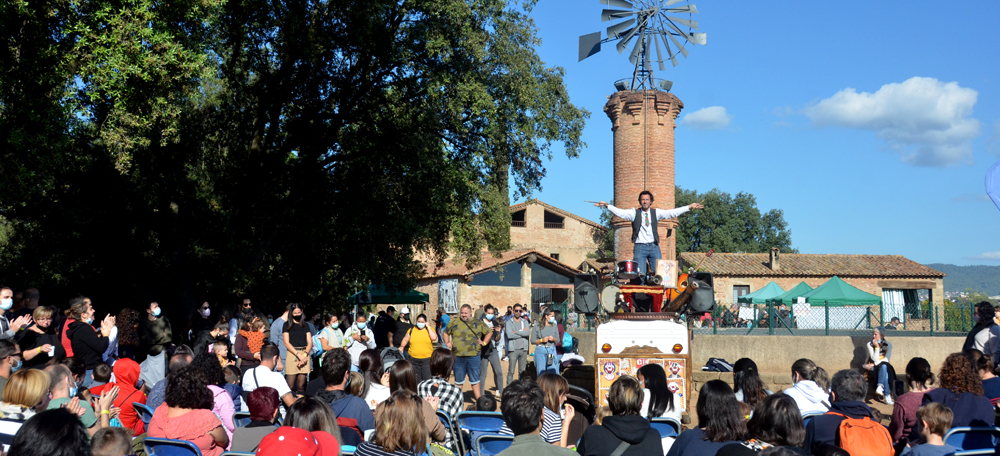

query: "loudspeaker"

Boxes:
[687, 272, 716, 313]
[574, 274, 600, 313]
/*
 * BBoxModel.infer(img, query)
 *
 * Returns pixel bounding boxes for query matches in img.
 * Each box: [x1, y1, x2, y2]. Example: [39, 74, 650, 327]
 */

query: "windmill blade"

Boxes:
[653, 34, 665, 71]
[667, 31, 689, 58]
[664, 0, 684, 5]
[666, 4, 699, 14]
[660, 33, 679, 66]
[643, 37, 652, 71]
[663, 18, 696, 44]
[602, 9, 634, 22]
[616, 32, 635, 54]
[600, 0, 633, 8]
[690, 32, 707, 45]
[607, 18, 636, 38]
[628, 33, 644, 64]
[617, 20, 643, 49]
[668, 17, 699, 30]
[579, 32, 602, 61]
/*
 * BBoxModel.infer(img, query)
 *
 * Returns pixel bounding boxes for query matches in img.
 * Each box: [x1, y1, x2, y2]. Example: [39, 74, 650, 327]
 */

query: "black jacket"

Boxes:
[804, 401, 873, 453]
[66, 320, 109, 369]
[577, 415, 663, 456]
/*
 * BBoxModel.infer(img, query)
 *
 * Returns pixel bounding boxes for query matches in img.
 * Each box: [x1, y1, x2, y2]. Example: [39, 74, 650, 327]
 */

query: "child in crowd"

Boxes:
[474, 392, 497, 412]
[89, 362, 114, 396]
[239, 318, 267, 359]
[905, 402, 956, 456]
[213, 340, 230, 367]
[223, 365, 243, 411]
[90, 427, 134, 456]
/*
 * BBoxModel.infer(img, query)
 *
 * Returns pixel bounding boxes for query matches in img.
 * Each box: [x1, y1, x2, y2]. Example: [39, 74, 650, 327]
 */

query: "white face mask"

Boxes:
[0, 299, 11, 311]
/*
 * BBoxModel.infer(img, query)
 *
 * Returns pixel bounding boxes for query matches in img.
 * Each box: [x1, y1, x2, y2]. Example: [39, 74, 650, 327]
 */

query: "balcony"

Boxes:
[544, 222, 564, 229]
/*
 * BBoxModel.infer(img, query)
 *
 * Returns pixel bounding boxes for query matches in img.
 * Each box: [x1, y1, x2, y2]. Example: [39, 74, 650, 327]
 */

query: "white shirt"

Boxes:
[639, 388, 683, 423]
[344, 324, 376, 366]
[605, 205, 690, 244]
[242, 365, 293, 418]
[364, 383, 391, 410]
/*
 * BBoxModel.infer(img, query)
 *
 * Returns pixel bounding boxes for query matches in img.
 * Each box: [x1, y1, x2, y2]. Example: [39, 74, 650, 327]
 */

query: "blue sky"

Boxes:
[516, 0, 1000, 266]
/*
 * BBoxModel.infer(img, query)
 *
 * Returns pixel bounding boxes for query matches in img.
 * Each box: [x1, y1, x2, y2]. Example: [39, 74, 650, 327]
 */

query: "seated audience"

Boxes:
[499, 372, 574, 447]
[416, 347, 463, 421]
[782, 358, 829, 417]
[577, 375, 662, 456]
[106, 358, 147, 435]
[224, 364, 244, 410]
[192, 352, 237, 446]
[284, 396, 344, 453]
[716, 393, 806, 455]
[377, 359, 447, 443]
[637, 363, 682, 422]
[91, 427, 135, 456]
[358, 348, 391, 410]
[667, 380, 747, 456]
[1, 368, 51, 426]
[919, 353, 993, 432]
[889, 358, 936, 446]
[231, 387, 281, 453]
[974, 351, 1000, 406]
[907, 402, 956, 456]
[88, 362, 113, 396]
[45, 363, 115, 436]
[6, 408, 90, 456]
[146, 350, 194, 410]
[495, 378, 576, 456]
[242, 343, 297, 419]
[256, 426, 340, 456]
[316, 348, 375, 437]
[804, 369, 890, 454]
[475, 391, 497, 412]
[147, 366, 229, 456]
[733, 358, 771, 408]
[348, 371, 365, 398]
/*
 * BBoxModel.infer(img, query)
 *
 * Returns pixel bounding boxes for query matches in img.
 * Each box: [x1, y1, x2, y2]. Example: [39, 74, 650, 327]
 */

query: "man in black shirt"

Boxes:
[373, 307, 397, 348]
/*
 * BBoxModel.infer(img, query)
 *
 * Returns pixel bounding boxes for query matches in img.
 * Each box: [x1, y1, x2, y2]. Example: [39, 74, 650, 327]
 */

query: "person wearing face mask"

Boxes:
[194, 322, 231, 357]
[531, 308, 563, 376]
[139, 301, 173, 387]
[190, 302, 216, 342]
[0, 340, 20, 397]
[281, 303, 313, 394]
[64, 297, 115, 387]
[504, 304, 531, 384]
[0, 287, 33, 341]
[863, 326, 894, 405]
[481, 305, 505, 396]
[230, 297, 270, 345]
[316, 314, 345, 362]
[399, 313, 438, 382]
[345, 315, 376, 368]
[45, 363, 117, 437]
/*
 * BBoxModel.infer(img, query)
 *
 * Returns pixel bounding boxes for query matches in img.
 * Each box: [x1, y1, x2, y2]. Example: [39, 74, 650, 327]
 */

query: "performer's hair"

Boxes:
[638, 191, 654, 203]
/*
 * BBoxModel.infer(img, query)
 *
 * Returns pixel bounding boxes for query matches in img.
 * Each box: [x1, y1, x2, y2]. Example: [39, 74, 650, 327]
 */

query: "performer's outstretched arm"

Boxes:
[655, 202, 704, 220]
[594, 201, 634, 220]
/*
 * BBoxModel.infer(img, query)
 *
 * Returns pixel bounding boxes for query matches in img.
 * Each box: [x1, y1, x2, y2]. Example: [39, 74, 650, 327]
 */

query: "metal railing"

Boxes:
[543, 222, 564, 229]
[510, 220, 526, 227]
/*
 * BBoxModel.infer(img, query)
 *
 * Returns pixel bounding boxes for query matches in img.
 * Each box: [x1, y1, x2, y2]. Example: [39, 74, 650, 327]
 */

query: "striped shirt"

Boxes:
[353, 441, 421, 456]
[499, 407, 562, 443]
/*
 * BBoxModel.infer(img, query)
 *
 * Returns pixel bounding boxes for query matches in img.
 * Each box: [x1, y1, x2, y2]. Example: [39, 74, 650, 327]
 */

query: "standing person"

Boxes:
[194, 321, 230, 356]
[316, 314, 346, 362]
[344, 314, 376, 368]
[230, 297, 269, 344]
[480, 305, 504, 396]
[594, 194, 703, 279]
[281, 303, 312, 394]
[576, 375, 662, 456]
[889, 358, 936, 447]
[373, 307, 397, 348]
[505, 304, 530, 384]
[65, 297, 115, 386]
[963, 302, 999, 363]
[235, 318, 266, 375]
[0, 286, 32, 341]
[392, 307, 413, 349]
[19, 306, 65, 370]
[139, 301, 173, 386]
[531, 308, 562, 376]
[783, 358, 830, 416]
[269, 307, 289, 372]
[435, 309, 450, 340]
[443, 304, 492, 400]
[495, 378, 578, 456]
[0, 340, 17, 396]
[190, 302, 216, 342]
[399, 313, 438, 382]
[863, 327, 895, 405]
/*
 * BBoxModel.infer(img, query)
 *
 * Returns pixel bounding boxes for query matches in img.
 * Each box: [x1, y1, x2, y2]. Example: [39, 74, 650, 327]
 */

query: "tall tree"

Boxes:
[674, 186, 796, 256]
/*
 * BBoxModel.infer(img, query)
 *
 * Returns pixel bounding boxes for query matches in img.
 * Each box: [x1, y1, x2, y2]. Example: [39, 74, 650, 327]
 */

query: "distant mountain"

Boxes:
[925, 263, 1000, 295]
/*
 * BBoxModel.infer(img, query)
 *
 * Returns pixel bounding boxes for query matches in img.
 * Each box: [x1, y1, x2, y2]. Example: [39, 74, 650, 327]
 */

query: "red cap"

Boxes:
[256, 426, 321, 456]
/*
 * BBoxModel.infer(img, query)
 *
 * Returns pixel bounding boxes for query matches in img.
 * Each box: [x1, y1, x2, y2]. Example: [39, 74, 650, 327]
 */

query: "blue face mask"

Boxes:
[416, 322, 426, 329]
[0, 299, 12, 311]
[69, 383, 78, 398]
[9, 357, 21, 373]
[357, 322, 366, 330]
[486, 314, 495, 320]
[548, 317, 556, 324]
[152, 307, 161, 317]
[85, 317, 94, 325]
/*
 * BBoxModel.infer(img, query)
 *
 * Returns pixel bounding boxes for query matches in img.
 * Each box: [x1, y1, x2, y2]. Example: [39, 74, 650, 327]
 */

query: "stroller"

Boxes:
[380, 347, 406, 373]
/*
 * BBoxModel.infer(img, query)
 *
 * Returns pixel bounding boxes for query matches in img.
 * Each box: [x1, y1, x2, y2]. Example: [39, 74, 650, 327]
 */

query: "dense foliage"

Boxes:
[0, 0, 588, 316]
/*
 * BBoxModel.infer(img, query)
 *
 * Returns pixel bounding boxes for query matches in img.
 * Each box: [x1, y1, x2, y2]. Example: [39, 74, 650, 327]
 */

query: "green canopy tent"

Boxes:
[802, 276, 881, 306]
[770, 281, 815, 305]
[347, 287, 430, 306]
[737, 281, 786, 304]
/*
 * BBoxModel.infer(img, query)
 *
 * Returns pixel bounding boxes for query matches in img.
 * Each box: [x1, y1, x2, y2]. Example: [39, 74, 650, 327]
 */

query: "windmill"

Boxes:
[579, 0, 706, 91]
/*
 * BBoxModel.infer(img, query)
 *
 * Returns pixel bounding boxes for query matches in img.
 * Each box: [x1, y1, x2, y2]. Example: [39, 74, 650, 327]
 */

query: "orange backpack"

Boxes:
[828, 412, 893, 456]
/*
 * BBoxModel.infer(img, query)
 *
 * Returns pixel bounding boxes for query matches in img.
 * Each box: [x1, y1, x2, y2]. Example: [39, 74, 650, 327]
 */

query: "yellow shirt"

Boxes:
[407, 327, 433, 359]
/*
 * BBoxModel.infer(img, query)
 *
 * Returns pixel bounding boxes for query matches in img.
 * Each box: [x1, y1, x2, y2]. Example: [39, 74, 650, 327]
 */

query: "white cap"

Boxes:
[401, 307, 411, 314]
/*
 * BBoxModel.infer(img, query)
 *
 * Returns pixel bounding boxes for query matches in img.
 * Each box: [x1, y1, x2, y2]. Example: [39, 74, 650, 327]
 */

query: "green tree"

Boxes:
[0, 0, 588, 315]
[674, 186, 796, 256]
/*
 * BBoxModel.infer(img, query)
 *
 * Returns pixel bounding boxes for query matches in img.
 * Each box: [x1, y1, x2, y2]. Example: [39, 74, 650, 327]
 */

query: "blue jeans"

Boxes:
[454, 355, 482, 385]
[876, 363, 891, 397]
[534, 345, 561, 376]
[633, 242, 661, 278]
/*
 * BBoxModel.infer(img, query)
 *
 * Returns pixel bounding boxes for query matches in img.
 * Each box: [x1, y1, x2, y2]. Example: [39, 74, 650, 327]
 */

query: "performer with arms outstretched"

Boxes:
[595, 191, 703, 281]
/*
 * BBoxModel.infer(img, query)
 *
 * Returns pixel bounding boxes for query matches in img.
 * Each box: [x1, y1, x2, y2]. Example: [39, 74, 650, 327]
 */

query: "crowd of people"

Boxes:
[0, 283, 998, 456]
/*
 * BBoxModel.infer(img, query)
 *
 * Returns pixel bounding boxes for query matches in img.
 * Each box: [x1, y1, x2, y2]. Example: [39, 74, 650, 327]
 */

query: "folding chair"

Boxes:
[340, 445, 356, 456]
[133, 402, 154, 427]
[143, 437, 203, 456]
[476, 433, 514, 456]
[233, 411, 252, 428]
[437, 409, 463, 455]
[648, 417, 682, 439]
[456, 411, 505, 433]
[943, 426, 1000, 456]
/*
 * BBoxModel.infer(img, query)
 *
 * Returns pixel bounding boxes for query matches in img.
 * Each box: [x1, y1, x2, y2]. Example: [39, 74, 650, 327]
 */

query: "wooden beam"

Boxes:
[531, 284, 575, 289]
[876, 280, 939, 289]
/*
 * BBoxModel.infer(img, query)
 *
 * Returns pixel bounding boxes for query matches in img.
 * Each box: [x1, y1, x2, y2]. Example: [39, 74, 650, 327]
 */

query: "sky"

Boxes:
[514, 0, 1000, 266]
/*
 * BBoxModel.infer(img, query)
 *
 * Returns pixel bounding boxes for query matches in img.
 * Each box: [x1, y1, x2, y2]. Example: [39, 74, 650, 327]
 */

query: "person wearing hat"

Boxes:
[255, 426, 339, 456]
[391, 307, 413, 349]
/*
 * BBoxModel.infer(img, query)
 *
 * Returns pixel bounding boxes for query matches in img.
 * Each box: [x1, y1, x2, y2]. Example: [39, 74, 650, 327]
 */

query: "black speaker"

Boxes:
[574, 274, 600, 313]
[688, 272, 716, 313]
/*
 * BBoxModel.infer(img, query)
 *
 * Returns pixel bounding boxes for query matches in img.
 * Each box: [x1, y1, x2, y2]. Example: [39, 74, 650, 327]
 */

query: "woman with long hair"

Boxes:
[281, 302, 312, 394]
[636, 363, 681, 422]
[577, 375, 662, 456]
[190, 353, 237, 446]
[398, 313, 438, 382]
[888, 358, 935, 445]
[376, 359, 447, 443]
[783, 358, 830, 416]
[285, 396, 344, 451]
[19, 306, 66, 369]
[920, 353, 992, 431]
[497, 372, 576, 447]
[358, 349, 390, 410]
[147, 366, 229, 456]
[531, 308, 564, 376]
[666, 380, 747, 456]
[863, 327, 895, 405]
[716, 393, 806, 455]
[733, 358, 771, 408]
[356, 390, 430, 456]
[114, 307, 141, 361]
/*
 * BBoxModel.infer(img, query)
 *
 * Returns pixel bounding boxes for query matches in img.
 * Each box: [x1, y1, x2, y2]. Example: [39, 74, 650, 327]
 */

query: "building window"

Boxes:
[469, 262, 522, 287]
[550, 253, 560, 261]
[511, 209, 526, 227]
[733, 285, 750, 304]
[543, 210, 564, 229]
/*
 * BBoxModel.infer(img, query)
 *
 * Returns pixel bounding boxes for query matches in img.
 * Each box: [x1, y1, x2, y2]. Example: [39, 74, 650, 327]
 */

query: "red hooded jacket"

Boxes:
[108, 358, 148, 435]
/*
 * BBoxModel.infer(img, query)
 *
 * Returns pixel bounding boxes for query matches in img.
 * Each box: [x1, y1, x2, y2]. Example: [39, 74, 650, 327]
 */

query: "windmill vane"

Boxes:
[579, 0, 707, 91]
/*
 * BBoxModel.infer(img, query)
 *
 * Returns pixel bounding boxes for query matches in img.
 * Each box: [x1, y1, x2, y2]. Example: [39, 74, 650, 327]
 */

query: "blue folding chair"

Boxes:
[133, 402, 154, 427]
[456, 411, 505, 433]
[944, 427, 1000, 455]
[648, 417, 681, 439]
[437, 410, 462, 455]
[476, 433, 514, 456]
[233, 411, 252, 428]
[340, 445, 356, 455]
[143, 437, 203, 456]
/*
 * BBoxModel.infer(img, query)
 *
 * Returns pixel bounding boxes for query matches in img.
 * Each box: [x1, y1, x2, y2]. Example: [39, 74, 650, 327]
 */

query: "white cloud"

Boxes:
[970, 251, 1000, 262]
[680, 106, 731, 130]
[803, 77, 981, 167]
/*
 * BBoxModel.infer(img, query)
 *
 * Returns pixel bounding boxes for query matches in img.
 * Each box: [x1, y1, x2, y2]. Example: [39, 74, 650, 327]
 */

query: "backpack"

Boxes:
[380, 347, 406, 372]
[829, 412, 893, 456]
[310, 332, 324, 357]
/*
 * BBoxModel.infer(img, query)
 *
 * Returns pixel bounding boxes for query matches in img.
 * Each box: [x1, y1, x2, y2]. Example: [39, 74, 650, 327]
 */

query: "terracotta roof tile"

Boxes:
[678, 252, 945, 278]
[423, 249, 582, 279]
[509, 200, 607, 231]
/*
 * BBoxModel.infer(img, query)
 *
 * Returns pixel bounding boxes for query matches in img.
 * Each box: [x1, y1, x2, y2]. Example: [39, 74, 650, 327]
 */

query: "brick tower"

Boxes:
[604, 90, 684, 264]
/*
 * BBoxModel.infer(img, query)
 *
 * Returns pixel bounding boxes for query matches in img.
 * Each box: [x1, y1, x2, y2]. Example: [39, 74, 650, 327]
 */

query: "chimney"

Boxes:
[769, 247, 780, 271]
